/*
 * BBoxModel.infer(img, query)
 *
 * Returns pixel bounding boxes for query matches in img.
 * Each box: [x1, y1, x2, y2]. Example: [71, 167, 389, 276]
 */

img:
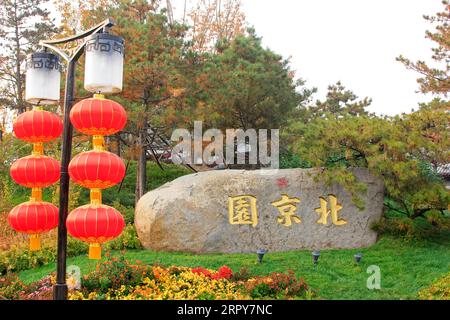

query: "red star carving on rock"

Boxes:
[276, 177, 289, 188]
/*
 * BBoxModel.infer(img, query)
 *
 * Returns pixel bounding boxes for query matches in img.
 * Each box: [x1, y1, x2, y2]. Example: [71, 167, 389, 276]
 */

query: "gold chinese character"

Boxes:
[228, 195, 258, 227]
[271, 194, 301, 227]
[315, 194, 347, 226]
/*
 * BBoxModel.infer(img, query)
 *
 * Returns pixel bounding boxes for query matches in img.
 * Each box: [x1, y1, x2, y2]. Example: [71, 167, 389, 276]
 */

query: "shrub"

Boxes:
[191, 266, 212, 278]
[67, 238, 89, 256]
[418, 273, 450, 300]
[192, 265, 232, 280]
[231, 267, 251, 281]
[0, 273, 26, 300]
[19, 275, 54, 300]
[243, 270, 310, 299]
[81, 253, 146, 294]
[104, 225, 142, 250]
[0, 246, 55, 275]
[214, 266, 233, 280]
[0, 273, 55, 300]
[279, 150, 311, 169]
[111, 201, 135, 225]
[372, 214, 450, 240]
[0, 238, 88, 275]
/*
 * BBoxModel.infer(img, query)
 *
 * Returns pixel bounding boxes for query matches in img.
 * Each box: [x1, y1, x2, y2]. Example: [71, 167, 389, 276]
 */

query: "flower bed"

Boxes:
[0, 273, 54, 300]
[71, 265, 248, 300]
[418, 272, 450, 300]
[1, 255, 313, 300]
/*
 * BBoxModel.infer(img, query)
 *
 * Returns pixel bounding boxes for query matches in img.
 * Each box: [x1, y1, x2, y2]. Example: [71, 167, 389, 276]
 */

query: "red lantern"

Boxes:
[13, 109, 62, 143]
[66, 204, 125, 259]
[70, 96, 127, 136]
[8, 201, 58, 250]
[10, 155, 60, 188]
[68, 150, 125, 189]
[66, 94, 127, 259]
[8, 105, 61, 253]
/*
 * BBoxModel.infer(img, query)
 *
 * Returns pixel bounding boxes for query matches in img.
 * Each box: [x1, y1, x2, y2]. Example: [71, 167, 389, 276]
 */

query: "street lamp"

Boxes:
[26, 18, 124, 300]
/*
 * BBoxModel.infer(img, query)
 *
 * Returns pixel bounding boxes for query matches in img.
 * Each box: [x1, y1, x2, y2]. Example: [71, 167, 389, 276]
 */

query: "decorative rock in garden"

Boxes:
[135, 168, 384, 253]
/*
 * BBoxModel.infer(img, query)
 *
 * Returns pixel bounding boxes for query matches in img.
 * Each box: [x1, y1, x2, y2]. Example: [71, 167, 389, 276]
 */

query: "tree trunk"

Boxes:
[135, 159, 140, 204]
[135, 116, 148, 204]
[14, 0, 25, 114]
[105, 136, 111, 152]
[115, 133, 121, 157]
[138, 124, 147, 199]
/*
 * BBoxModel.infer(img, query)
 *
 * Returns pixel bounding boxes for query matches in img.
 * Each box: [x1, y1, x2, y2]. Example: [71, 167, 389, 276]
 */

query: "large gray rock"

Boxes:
[135, 168, 384, 253]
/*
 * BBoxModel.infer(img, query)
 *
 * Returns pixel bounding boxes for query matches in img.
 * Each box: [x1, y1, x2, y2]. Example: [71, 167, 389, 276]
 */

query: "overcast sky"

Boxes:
[171, 0, 443, 115]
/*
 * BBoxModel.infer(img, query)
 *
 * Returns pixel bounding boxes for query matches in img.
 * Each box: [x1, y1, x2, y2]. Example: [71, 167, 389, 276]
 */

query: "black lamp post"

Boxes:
[32, 18, 123, 300]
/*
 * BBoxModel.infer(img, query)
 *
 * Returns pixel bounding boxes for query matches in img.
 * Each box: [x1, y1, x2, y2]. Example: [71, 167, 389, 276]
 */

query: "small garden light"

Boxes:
[312, 250, 320, 265]
[257, 249, 267, 264]
[354, 253, 362, 264]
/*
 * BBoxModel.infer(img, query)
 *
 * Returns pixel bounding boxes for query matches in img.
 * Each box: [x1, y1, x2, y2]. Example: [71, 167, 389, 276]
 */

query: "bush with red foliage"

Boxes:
[213, 266, 233, 280]
[192, 265, 233, 280]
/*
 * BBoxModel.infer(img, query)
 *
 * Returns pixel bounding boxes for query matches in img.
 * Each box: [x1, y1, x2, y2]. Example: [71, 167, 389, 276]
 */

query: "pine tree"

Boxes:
[312, 82, 372, 119]
[196, 29, 312, 130]
[397, 0, 449, 95]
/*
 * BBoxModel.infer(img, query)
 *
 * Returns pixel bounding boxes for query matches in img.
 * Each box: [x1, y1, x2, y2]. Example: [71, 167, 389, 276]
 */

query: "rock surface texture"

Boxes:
[135, 168, 384, 253]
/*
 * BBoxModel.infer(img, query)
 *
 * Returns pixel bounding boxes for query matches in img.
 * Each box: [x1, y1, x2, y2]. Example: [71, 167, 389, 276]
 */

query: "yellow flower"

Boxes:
[88, 292, 98, 300]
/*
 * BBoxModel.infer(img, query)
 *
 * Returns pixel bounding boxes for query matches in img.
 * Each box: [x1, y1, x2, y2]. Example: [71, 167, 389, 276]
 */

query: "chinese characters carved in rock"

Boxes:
[228, 194, 347, 227]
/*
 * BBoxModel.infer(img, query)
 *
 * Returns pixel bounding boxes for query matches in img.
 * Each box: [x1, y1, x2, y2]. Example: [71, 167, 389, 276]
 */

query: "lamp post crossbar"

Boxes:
[39, 19, 114, 62]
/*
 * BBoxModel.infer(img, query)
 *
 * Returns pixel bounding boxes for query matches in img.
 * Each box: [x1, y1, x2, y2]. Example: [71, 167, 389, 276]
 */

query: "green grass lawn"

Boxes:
[19, 235, 449, 300]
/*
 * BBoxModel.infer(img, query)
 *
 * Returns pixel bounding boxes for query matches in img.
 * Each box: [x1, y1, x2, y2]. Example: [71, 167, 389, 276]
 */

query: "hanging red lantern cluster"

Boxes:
[67, 94, 127, 259]
[8, 107, 62, 251]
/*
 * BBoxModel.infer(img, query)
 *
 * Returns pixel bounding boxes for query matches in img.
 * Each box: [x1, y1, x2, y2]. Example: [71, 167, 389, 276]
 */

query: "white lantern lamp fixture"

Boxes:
[25, 52, 61, 105]
[84, 32, 124, 94]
